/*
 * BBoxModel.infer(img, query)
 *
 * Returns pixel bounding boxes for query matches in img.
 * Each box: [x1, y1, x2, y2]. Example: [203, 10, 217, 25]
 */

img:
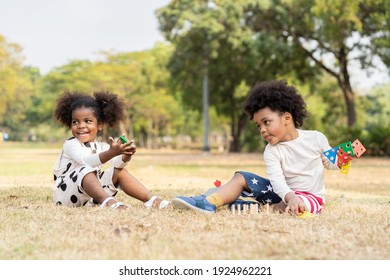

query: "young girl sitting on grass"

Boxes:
[172, 80, 339, 215]
[53, 90, 170, 209]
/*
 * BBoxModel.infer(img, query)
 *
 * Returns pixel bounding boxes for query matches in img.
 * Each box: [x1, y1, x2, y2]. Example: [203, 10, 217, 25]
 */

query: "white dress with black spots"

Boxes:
[53, 137, 129, 207]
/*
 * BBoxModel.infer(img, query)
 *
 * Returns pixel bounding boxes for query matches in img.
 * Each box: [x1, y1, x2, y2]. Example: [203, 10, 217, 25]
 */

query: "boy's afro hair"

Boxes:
[243, 80, 308, 128]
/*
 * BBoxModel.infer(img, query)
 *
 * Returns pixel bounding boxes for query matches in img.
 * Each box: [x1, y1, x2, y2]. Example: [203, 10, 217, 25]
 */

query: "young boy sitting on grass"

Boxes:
[172, 80, 339, 215]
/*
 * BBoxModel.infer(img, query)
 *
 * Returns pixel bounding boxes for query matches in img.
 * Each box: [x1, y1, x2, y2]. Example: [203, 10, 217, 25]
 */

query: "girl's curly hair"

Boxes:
[243, 80, 308, 128]
[53, 90, 126, 128]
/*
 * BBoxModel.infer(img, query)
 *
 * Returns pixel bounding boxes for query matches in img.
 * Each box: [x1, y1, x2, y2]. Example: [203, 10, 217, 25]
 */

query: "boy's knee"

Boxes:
[232, 172, 245, 182]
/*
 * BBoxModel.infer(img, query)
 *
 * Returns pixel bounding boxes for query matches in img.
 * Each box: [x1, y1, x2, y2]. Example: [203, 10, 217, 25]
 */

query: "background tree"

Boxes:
[247, 0, 390, 127]
[102, 44, 185, 148]
[0, 35, 34, 140]
[157, 0, 317, 151]
[26, 44, 186, 147]
[361, 84, 390, 155]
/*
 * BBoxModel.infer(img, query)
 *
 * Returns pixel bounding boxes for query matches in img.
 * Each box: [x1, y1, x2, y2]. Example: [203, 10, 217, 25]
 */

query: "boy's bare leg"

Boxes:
[272, 201, 287, 213]
[210, 172, 250, 205]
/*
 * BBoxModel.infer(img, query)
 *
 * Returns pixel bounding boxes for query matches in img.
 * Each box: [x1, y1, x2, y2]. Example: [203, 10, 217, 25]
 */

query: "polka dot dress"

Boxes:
[53, 137, 126, 207]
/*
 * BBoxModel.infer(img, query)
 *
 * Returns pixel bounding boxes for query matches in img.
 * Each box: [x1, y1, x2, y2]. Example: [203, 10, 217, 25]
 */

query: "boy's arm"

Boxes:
[322, 153, 340, 170]
[264, 147, 292, 203]
[318, 132, 340, 170]
[284, 192, 308, 215]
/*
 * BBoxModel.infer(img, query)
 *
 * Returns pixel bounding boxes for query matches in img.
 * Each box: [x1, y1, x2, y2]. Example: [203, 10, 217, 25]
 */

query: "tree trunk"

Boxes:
[229, 112, 247, 152]
[153, 122, 159, 149]
[338, 47, 356, 127]
[294, 38, 357, 127]
[126, 118, 134, 140]
[147, 118, 153, 149]
[339, 82, 357, 127]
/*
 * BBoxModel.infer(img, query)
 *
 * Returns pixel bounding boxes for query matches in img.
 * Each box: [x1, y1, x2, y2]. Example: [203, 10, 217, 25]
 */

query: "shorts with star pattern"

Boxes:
[236, 171, 282, 205]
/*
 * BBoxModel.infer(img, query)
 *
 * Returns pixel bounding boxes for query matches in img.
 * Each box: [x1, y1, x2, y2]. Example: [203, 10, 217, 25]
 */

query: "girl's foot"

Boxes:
[101, 197, 129, 210]
[144, 196, 171, 209]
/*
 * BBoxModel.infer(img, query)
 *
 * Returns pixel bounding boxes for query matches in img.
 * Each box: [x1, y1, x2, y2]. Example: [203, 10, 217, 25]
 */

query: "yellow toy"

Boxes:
[298, 211, 317, 219]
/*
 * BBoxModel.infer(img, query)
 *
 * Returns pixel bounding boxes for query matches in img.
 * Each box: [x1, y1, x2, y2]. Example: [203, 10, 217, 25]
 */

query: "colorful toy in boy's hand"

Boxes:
[214, 180, 221, 187]
[352, 139, 366, 158]
[323, 139, 366, 175]
[337, 147, 353, 167]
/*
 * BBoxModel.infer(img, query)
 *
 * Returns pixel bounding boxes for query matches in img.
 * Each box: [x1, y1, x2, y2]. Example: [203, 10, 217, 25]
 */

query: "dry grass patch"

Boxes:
[0, 146, 389, 260]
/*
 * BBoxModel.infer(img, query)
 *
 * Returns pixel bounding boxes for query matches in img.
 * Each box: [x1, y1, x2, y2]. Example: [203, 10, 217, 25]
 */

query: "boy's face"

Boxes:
[253, 107, 296, 145]
[70, 107, 103, 143]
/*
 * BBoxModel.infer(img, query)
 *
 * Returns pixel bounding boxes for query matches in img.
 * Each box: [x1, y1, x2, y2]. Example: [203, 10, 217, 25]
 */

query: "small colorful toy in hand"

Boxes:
[323, 139, 366, 174]
[118, 135, 129, 143]
[117, 135, 136, 147]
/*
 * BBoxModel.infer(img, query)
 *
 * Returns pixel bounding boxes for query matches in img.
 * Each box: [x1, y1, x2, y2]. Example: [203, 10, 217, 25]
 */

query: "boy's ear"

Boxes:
[98, 123, 104, 131]
[283, 112, 293, 125]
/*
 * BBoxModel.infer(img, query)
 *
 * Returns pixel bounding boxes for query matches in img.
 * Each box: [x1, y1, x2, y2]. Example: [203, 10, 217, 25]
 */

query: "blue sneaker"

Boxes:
[172, 195, 216, 214]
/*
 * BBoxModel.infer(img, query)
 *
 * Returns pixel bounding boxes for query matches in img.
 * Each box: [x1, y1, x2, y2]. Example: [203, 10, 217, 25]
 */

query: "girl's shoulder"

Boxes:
[97, 141, 110, 150]
[62, 137, 84, 150]
[63, 136, 82, 143]
[63, 137, 78, 146]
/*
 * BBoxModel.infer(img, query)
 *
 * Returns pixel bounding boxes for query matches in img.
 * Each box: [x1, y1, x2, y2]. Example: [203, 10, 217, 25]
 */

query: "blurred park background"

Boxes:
[0, 0, 389, 155]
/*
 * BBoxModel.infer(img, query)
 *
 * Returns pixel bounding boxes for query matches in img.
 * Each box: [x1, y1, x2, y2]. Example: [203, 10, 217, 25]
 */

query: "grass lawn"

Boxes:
[0, 143, 389, 260]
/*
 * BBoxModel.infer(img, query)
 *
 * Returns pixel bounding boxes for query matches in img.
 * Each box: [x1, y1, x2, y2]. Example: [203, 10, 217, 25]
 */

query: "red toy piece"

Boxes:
[337, 148, 353, 167]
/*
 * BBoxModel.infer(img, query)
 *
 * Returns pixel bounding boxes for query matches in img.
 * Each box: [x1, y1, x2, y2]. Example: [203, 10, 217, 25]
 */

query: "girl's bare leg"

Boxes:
[113, 168, 153, 203]
[82, 172, 117, 206]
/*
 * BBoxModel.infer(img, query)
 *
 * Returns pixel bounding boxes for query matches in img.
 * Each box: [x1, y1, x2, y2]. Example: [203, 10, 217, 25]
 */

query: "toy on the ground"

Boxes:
[231, 202, 262, 215]
[323, 139, 366, 175]
[298, 211, 317, 219]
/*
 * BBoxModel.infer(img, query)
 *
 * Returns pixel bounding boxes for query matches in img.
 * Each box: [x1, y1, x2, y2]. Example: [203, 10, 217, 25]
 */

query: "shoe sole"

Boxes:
[171, 198, 215, 214]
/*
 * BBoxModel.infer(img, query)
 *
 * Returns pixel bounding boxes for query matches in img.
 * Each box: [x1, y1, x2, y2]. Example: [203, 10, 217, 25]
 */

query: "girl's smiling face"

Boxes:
[71, 107, 103, 143]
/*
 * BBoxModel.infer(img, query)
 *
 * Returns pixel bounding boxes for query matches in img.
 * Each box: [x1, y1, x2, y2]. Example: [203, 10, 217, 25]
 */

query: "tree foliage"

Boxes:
[157, 0, 317, 151]
[0, 35, 34, 140]
[157, 0, 389, 142]
[247, 0, 389, 126]
[25, 44, 186, 147]
[1, 0, 389, 154]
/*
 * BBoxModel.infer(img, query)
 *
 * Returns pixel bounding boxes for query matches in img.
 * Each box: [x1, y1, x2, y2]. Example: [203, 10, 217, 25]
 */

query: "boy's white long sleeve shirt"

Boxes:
[263, 130, 339, 203]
